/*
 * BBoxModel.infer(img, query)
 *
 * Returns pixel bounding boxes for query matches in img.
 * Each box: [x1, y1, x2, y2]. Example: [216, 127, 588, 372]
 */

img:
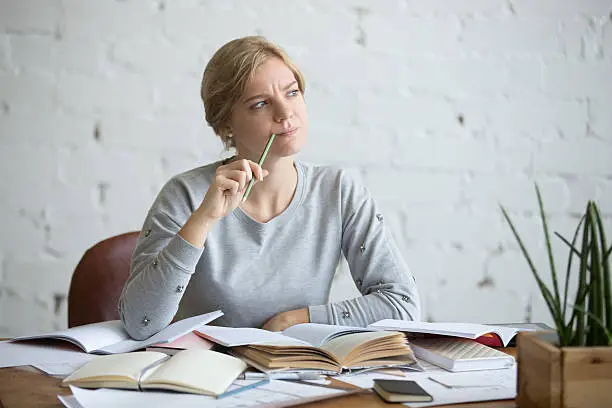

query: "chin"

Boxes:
[275, 144, 303, 157]
[275, 131, 307, 157]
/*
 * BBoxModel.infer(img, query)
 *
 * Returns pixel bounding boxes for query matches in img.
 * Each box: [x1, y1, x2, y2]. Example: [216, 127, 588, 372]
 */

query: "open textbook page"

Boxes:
[196, 323, 375, 347]
[12, 311, 223, 354]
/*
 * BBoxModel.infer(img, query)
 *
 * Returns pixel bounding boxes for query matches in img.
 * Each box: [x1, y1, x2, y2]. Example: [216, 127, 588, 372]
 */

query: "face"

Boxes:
[228, 57, 308, 161]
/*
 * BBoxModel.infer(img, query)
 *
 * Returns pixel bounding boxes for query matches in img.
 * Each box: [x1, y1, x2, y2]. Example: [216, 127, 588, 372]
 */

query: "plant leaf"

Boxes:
[569, 281, 592, 346]
[555, 232, 582, 258]
[572, 212, 592, 346]
[555, 231, 599, 276]
[568, 302, 612, 346]
[500, 204, 564, 331]
[591, 204, 611, 335]
[535, 184, 562, 312]
[587, 203, 605, 345]
[604, 245, 612, 263]
[557, 216, 585, 324]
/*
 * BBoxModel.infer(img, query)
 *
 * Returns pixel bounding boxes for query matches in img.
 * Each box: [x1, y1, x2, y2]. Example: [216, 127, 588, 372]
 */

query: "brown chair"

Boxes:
[67, 231, 140, 328]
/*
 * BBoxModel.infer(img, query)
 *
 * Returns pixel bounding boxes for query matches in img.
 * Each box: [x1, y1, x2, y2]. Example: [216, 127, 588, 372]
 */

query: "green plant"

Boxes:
[500, 185, 612, 347]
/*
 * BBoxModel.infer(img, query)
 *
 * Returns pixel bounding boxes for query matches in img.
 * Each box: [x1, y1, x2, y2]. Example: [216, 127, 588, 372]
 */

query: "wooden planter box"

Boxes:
[517, 331, 612, 408]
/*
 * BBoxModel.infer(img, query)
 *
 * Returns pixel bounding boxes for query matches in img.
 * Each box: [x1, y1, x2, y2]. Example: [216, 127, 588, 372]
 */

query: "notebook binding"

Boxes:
[137, 355, 170, 391]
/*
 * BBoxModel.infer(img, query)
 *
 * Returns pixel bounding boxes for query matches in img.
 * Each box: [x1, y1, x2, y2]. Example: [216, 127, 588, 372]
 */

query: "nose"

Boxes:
[273, 100, 293, 123]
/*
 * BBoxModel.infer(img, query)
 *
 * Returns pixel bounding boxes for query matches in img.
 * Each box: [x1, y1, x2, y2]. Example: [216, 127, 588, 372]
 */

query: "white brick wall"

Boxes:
[1, 0, 611, 336]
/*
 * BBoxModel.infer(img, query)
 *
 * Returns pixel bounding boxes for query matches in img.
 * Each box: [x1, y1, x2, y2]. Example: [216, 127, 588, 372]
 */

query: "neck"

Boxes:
[235, 155, 298, 221]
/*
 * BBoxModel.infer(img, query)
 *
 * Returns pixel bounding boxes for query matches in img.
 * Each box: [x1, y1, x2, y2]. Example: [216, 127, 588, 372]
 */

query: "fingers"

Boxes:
[213, 175, 240, 196]
[218, 159, 268, 184]
[248, 161, 265, 182]
[236, 159, 254, 182]
[215, 159, 269, 195]
[225, 159, 254, 180]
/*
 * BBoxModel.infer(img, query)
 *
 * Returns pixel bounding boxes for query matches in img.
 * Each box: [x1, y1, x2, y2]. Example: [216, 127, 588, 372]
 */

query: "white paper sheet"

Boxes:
[68, 379, 348, 408]
[0, 341, 96, 370]
[338, 363, 517, 408]
[404, 366, 517, 407]
[58, 394, 84, 408]
[428, 369, 516, 388]
[69, 386, 215, 408]
[32, 360, 91, 376]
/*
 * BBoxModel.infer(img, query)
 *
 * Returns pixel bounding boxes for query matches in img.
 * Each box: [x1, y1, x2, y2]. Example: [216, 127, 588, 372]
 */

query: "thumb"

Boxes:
[262, 169, 270, 178]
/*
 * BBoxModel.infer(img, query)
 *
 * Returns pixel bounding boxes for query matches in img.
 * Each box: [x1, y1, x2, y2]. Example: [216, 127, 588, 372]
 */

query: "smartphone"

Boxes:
[373, 379, 433, 403]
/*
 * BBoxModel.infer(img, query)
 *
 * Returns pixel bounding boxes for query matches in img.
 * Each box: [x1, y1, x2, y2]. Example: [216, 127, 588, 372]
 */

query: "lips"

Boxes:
[276, 128, 297, 137]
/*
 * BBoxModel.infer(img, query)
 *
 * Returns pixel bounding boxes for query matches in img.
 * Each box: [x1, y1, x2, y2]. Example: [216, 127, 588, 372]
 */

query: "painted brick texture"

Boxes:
[0, 0, 611, 335]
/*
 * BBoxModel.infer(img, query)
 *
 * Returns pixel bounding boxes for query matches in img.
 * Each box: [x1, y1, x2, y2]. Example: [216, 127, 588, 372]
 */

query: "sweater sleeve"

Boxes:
[118, 176, 205, 340]
[309, 170, 421, 326]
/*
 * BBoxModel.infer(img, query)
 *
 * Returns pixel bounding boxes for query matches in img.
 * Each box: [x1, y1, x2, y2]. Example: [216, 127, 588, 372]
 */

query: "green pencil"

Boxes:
[242, 133, 276, 202]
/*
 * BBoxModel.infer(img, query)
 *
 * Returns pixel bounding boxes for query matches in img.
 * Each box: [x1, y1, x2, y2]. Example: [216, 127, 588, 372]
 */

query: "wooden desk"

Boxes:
[0, 349, 518, 408]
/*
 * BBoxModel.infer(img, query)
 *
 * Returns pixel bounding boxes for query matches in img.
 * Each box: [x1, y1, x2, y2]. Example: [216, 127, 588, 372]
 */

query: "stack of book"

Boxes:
[367, 320, 539, 371]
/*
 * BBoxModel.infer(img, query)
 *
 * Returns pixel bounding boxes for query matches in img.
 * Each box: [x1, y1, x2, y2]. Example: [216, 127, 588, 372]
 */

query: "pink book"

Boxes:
[146, 331, 215, 355]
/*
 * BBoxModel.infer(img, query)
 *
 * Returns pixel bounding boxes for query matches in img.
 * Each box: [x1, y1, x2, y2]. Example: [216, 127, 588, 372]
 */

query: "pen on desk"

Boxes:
[216, 378, 270, 399]
[242, 133, 276, 203]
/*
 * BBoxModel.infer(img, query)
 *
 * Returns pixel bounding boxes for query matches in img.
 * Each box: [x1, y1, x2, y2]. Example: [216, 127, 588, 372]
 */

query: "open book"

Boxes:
[195, 323, 415, 375]
[62, 349, 246, 396]
[11, 311, 222, 354]
[368, 320, 531, 347]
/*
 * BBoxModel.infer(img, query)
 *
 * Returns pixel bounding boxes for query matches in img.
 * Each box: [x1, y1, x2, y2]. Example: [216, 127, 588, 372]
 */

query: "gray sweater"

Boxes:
[119, 160, 421, 340]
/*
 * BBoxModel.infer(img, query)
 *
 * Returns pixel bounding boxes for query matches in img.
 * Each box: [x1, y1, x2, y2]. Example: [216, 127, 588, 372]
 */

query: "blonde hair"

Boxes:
[201, 36, 306, 148]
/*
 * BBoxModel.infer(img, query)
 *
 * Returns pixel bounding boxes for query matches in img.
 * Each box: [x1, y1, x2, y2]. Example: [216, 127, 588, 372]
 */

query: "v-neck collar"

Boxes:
[232, 161, 305, 230]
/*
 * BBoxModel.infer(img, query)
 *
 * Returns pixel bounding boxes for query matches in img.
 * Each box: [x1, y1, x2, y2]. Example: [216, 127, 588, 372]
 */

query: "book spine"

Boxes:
[138, 355, 170, 390]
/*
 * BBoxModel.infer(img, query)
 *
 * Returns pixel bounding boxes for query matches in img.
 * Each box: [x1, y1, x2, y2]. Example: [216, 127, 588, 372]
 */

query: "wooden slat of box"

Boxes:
[562, 345, 612, 408]
[518, 331, 612, 408]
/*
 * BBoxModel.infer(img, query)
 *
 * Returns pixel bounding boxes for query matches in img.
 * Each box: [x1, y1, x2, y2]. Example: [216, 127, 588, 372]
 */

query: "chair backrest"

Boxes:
[68, 231, 140, 328]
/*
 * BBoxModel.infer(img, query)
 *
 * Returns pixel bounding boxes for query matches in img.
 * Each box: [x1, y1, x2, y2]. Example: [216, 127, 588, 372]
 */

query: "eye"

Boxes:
[251, 100, 266, 110]
[287, 89, 300, 97]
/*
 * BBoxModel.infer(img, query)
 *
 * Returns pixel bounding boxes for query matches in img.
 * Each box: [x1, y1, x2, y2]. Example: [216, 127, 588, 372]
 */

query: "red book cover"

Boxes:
[474, 333, 504, 347]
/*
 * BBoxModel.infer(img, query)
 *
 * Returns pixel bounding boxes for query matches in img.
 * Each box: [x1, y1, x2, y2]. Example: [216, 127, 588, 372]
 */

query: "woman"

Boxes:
[119, 36, 420, 340]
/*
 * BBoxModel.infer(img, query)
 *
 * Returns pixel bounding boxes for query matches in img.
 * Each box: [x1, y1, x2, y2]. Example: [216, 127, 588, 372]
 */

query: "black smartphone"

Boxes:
[373, 379, 433, 403]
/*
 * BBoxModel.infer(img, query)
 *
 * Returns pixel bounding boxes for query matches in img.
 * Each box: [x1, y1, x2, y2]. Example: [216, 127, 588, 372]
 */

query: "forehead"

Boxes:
[245, 57, 296, 92]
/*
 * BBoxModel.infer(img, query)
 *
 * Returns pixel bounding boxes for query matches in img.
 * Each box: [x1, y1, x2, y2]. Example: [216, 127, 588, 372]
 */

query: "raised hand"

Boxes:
[178, 158, 268, 248]
[200, 159, 268, 220]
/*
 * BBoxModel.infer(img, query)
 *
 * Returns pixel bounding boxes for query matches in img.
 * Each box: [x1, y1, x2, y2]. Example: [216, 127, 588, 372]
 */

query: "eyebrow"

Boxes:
[242, 81, 298, 105]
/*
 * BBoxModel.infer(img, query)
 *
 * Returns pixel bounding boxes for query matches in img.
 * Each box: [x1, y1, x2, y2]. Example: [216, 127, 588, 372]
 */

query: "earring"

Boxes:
[225, 132, 234, 147]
